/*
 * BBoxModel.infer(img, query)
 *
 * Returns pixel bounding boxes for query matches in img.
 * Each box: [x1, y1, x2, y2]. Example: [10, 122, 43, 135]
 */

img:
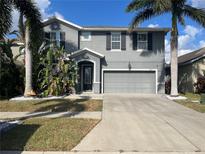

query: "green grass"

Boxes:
[181, 93, 201, 101]
[175, 93, 205, 113]
[0, 99, 103, 112]
[0, 118, 100, 151]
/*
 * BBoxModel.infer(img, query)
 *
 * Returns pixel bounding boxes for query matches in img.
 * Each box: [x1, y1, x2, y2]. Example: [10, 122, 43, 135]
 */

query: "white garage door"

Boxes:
[103, 71, 156, 93]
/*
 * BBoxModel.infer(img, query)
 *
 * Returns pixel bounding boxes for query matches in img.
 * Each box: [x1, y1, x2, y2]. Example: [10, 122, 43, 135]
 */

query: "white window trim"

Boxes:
[101, 68, 158, 94]
[111, 32, 121, 51]
[81, 32, 92, 41]
[137, 32, 148, 52]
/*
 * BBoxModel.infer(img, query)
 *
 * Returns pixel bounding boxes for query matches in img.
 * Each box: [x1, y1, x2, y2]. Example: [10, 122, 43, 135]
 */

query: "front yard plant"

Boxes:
[37, 47, 77, 97]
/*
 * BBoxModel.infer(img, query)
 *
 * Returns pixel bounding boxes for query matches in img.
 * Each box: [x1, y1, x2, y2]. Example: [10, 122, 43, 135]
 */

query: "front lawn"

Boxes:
[0, 99, 102, 112]
[175, 93, 205, 113]
[0, 118, 100, 151]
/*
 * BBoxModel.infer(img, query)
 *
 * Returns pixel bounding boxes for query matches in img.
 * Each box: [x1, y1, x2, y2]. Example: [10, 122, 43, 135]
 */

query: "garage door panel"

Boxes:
[103, 71, 156, 93]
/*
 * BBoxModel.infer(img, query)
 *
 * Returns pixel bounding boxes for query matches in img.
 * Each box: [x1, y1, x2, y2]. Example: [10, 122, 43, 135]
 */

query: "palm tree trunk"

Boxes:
[24, 26, 35, 96]
[170, 15, 179, 96]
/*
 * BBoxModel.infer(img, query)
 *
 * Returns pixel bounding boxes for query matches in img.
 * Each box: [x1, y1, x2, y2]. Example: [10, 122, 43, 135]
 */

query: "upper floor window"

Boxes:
[81, 32, 91, 41]
[111, 32, 121, 50]
[137, 32, 148, 51]
[44, 31, 65, 48]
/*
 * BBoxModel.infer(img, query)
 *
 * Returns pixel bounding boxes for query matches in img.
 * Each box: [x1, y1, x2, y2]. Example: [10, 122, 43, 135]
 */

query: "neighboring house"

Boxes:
[178, 48, 205, 93]
[11, 41, 24, 65]
[43, 17, 169, 94]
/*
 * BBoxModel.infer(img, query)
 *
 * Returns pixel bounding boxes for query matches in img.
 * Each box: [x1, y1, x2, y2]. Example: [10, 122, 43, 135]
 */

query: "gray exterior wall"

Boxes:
[80, 31, 165, 93]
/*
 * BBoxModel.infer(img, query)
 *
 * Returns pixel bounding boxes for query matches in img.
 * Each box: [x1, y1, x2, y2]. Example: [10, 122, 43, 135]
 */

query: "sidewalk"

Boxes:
[1, 151, 205, 154]
[0, 111, 102, 120]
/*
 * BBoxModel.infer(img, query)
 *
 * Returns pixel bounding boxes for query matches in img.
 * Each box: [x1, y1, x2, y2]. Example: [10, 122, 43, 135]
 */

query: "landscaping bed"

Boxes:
[0, 99, 103, 112]
[0, 118, 100, 151]
[175, 93, 205, 113]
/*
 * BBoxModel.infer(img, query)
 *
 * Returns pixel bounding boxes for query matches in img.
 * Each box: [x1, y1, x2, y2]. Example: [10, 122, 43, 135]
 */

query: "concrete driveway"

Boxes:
[73, 94, 205, 152]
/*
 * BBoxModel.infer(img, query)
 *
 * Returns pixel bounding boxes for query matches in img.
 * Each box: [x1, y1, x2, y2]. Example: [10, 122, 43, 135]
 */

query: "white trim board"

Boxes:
[101, 69, 158, 94]
[71, 48, 104, 58]
[76, 59, 97, 84]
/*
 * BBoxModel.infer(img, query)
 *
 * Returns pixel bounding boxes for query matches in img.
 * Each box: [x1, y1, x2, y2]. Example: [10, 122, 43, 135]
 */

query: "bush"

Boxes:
[194, 76, 205, 93]
[37, 47, 77, 97]
[0, 40, 24, 99]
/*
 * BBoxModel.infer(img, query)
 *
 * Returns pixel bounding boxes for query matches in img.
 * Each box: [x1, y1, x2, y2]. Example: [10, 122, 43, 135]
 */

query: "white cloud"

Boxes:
[54, 12, 64, 20]
[147, 24, 159, 28]
[11, 0, 64, 31]
[165, 25, 204, 63]
[199, 40, 205, 48]
[184, 25, 200, 37]
[191, 0, 205, 8]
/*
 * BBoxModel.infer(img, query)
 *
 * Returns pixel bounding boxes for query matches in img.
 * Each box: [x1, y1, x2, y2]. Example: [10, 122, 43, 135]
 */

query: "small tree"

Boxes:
[37, 47, 77, 97]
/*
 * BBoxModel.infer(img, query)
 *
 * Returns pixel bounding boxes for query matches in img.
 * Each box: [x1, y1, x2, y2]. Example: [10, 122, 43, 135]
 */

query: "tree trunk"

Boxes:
[170, 15, 179, 96]
[24, 26, 35, 96]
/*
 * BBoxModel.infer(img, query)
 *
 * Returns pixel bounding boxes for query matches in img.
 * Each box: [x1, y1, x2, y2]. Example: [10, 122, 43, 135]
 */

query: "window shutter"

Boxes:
[44, 32, 50, 41]
[121, 32, 126, 50]
[106, 32, 111, 50]
[60, 32, 65, 48]
[148, 32, 153, 51]
[133, 32, 138, 50]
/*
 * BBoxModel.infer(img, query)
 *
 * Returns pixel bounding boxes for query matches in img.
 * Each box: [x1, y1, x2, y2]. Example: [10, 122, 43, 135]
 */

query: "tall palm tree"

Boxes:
[0, 0, 43, 96]
[126, 0, 205, 96]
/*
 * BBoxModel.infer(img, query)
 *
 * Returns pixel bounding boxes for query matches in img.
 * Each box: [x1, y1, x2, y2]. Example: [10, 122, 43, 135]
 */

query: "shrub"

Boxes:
[37, 47, 77, 97]
[0, 40, 24, 99]
[194, 76, 205, 93]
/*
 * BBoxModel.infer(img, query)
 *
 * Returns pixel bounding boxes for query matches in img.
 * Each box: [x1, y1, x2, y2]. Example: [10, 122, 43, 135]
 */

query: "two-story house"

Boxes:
[43, 17, 169, 94]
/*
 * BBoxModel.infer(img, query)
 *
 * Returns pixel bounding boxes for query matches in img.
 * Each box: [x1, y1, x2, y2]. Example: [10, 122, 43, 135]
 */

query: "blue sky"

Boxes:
[12, 0, 205, 62]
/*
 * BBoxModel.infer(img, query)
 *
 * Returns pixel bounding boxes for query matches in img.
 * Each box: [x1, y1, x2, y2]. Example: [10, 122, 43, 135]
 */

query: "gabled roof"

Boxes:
[43, 16, 82, 29]
[43, 16, 170, 32]
[178, 47, 205, 65]
[70, 48, 104, 58]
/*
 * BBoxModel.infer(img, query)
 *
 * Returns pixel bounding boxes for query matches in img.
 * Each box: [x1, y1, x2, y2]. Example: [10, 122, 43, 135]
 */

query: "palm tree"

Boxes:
[126, 0, 205, 96]
[0, 0, 43, 96]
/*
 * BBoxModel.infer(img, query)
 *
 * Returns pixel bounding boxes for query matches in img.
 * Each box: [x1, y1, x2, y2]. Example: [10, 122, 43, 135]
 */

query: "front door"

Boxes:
[83, 66, 93, 91]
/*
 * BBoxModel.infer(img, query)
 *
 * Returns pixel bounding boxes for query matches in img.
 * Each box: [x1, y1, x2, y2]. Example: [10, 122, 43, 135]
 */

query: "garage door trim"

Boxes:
[101, 69, 158, 94]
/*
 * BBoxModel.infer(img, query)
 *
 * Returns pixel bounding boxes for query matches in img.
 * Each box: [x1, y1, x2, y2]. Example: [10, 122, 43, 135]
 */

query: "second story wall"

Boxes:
[44, 21, 79, 52]
[80, 31, 165, 67]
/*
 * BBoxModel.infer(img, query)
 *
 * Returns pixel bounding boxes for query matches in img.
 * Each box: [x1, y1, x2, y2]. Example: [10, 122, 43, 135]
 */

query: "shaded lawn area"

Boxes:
[0, 99, 102, 112]
[0, 118, 100, 151]
[175, 93, 205, 113]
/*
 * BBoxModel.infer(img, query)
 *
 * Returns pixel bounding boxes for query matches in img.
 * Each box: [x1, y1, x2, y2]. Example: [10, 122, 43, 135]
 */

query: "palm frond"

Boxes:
[126, 0, 154, 12]
[0, 1, 12, 38]
[13, 0, 43, 46]
[126, 0, 171, 13]
[154, 0, 171, 12]
[183, 5, 205, 27]
[129, 8, 169, 30]
[178, 15, 185, 26]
